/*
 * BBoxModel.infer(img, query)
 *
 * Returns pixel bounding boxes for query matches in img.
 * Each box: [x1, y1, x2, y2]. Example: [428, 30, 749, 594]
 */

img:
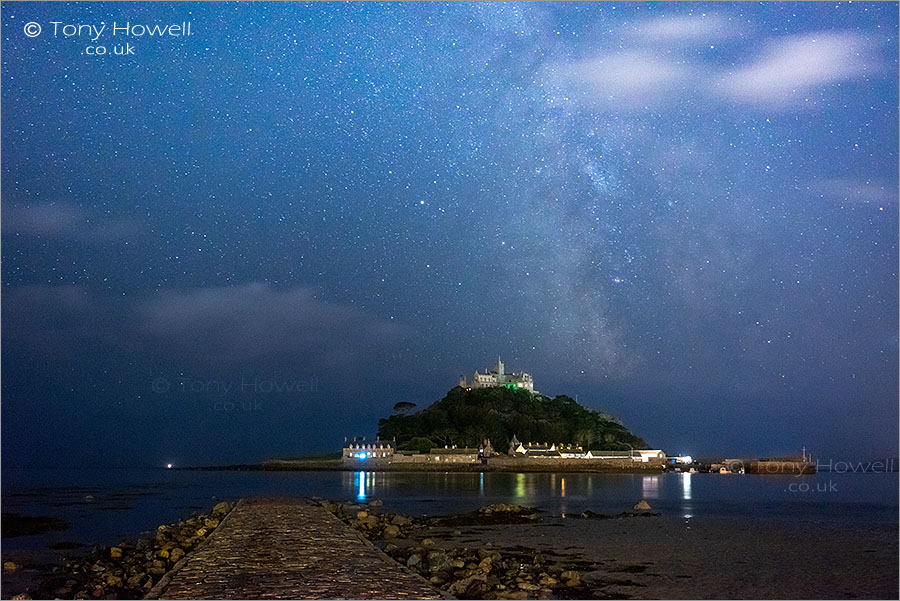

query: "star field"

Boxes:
[2, 2, 897, 466]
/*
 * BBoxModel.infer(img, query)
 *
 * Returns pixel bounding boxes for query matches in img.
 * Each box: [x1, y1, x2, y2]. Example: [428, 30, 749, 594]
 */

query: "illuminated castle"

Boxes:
[458, 358, 536, 393]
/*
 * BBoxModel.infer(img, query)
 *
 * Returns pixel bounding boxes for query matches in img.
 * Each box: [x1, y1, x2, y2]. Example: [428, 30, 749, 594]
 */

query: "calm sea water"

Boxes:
[2, 468, 897, 555]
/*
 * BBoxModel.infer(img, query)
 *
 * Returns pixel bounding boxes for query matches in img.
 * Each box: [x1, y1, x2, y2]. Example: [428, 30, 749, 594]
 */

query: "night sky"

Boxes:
[2, 2, 897, 468]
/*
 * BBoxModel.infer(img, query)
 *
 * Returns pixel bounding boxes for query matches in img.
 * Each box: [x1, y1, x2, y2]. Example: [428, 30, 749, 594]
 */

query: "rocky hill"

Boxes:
[377, 386, 648, 453]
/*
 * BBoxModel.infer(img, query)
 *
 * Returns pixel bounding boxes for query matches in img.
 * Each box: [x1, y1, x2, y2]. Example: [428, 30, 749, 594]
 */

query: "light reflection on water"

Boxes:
[642, 475, 659, 499]
[681, 472, 694, 518]
[1, 468, 896, 553]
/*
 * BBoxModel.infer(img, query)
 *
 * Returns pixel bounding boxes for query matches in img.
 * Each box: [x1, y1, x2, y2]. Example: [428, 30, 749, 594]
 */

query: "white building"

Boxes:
[342, 436, 395, 464]
[459, 358, 536, 393]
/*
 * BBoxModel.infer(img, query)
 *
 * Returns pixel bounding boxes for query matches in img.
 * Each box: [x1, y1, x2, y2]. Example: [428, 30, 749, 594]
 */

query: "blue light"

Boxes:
[358, 452, 367, 460]
[357, 471, 366, 501]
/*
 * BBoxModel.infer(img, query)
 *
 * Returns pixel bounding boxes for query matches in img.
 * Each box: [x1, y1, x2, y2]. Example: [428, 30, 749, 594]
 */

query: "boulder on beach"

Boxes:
[211, 501, 232, 517]
[633, 499, 652, 511]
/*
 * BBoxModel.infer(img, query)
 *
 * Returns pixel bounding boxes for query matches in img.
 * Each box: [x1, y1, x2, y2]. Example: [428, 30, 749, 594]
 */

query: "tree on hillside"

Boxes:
[393, 401, 417, 416]
[377, 386, 649, 452]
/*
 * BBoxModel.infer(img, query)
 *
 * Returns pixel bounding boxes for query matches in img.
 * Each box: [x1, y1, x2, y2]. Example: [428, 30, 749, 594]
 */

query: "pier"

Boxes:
[147, 498, 447, 600]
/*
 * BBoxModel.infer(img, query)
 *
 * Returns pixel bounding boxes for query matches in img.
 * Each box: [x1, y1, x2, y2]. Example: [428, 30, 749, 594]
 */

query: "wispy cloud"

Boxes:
[2, 202, 140, 241]
[543, 51, 695, 107]
[812, 178, 898, 205]
[139, 283, 409, 369]
[542, 17, 882, 112]
[634, 14, 737, 43]
[716, 32, 878, 105]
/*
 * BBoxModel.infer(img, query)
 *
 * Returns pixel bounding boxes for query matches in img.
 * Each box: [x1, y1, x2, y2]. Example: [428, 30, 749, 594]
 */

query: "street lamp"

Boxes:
[622, 442, 634, 462]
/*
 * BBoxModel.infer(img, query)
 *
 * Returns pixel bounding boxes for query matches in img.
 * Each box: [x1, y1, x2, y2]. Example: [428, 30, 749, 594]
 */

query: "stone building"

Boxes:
[459, 358, 536, 393]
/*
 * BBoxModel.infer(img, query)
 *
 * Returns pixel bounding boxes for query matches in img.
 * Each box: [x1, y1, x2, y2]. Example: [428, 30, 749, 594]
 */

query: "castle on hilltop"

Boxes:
[459, 358, 537, 393]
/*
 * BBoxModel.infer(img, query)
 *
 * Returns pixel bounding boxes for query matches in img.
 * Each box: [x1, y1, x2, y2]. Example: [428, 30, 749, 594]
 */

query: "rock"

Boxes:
[203, 517, 220, 529]
[126, 574, 145, 588]
[580, 570, 608, 587]
[93, 587, 106, 597]
[390, 515, 411, 526]
[383, 543, 399, 556]
[422, 538, 435, 547]
[11, 593, 32, 600]
[105, 574, 123, 588]
[518, 582, 540, 591]
[169, 548, 185, 563]
[148, 559, 166, 576]
[633, 499, 652, 511]
[74, 591, 91, 600]
[211, 501, 232, 517]
[538, 575, 558, 586]
[369, 499, 383, 506]
[448, 573, 488, 597]
[478, 503, 536, 515]
[406, 554, 421, 569]
[3, 561, 19, 572]
[53, 587, 73, 596]
[477, 557, 494, 573]
[501, 592, 529, 600]
[157, 548, 170, 559]
[356, 510, 369, 520]
[382, 524, 400, 538]
[195, 528, 208, 537]
[109, 547, 123, 560]
[427, 550, 451, 573]
[478, 549, 502, 562]
[560, 570, 581, 584]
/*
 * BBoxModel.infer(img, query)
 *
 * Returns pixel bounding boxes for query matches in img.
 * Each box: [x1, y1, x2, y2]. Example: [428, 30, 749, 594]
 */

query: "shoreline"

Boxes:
[179, 460, 666, 473]
[4, 496, 897, 600]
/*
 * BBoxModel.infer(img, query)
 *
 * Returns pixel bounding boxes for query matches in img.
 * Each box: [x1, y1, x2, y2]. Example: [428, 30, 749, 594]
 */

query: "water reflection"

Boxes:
[641, 475, 659, 499]
[681, 472, 694, 518]
[681, 472, 692, 500]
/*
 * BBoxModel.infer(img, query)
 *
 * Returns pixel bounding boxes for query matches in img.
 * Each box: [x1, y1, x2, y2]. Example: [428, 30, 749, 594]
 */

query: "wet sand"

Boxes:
[413, 514, 898, 599]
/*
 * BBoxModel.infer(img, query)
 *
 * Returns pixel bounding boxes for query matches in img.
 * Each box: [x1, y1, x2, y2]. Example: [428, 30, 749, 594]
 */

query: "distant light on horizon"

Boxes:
[166, 463, 173, 469]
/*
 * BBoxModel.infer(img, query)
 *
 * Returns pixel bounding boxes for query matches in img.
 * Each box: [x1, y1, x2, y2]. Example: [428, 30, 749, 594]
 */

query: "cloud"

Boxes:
[543, 51, 695, 107]
[138, 283, 409, 370]
[1, 285, 119, 360]
[3, 283, 410, 377]
[2, 202, 140, 241]
[634, 14, 737, 42]
[812, 178, 898, 205]
[716, 32, 878, 105]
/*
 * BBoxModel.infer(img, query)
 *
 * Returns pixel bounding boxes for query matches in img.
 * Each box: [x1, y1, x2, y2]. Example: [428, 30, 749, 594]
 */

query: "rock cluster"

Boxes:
[319, 500, 592, 600]
[476, 504, 538, 516]
[19, 501, 233, 600]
